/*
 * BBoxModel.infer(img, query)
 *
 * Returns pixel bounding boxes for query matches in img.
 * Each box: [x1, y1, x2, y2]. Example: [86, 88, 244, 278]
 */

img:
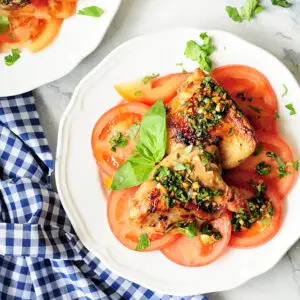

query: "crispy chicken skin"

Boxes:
[129, 146, 232, 234]
[0, 0, 29, 9]
[166, 69, 257, 169]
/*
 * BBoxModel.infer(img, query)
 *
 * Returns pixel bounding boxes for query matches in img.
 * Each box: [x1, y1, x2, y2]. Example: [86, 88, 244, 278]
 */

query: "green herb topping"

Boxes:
[285, 103, 296, 115]
[109, 132, 128, 152]
[184, 32, 215, 73]
[176, 62, 187, 73]
[281, 84, 288, 97]
[153, 165, 222, 212]
[253, 143, 263, 156]
[78, 6, 104, 17]
[4, 48, 21, 66]
[271, 0, 292, 7]
[178, 76, 232, 143]
[111, 100, 166, 190]
[142, 73, 160, 84]
[232, 182, 273, 231]
[247, 105, 261, 114]
[135, 234, 150, 251]
[200, 222, 222, 240]
[226, 0, 263, 23]
[274, 111, 279, 119]
[0, 15, 10, 35]
[177, 222, 197, 238]
[255, 161, 271, 175]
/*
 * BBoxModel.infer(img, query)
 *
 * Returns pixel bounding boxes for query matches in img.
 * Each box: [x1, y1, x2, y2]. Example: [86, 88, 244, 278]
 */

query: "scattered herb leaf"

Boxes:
[4, 48, 21, 66]
[135, 234, 150, 251]
[248, 105, 261, 114]
[285, 103, 296, 115]
[142, 73, 160, 84]
[127, 123, 140, 140]
[226, 6, 243, 22]
[271, 0, 292, 7]
[0, 15, 10, 34]
[281, 84, 288, 97]
[78, 6, 104, 17]
[253, 143, 263, 156]
[177, 222, 197, 239]
[109, 132, 128, 152]
[255, 161, 271, 175]
[134, 90, 142, 97]
[274, 111, 279, 119]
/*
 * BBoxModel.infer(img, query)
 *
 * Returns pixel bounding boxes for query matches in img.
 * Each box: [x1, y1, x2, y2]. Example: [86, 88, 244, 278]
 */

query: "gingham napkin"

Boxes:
[0, 92, 207, 300]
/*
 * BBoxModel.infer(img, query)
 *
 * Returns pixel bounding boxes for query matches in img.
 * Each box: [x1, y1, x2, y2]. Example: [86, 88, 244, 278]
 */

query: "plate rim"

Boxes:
[0, 0, 122, 97]
[55, 27, 300, 296]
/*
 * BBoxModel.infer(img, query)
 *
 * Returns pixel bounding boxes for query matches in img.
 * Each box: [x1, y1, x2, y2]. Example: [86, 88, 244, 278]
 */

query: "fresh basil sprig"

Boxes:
[111, 100, 166, 190]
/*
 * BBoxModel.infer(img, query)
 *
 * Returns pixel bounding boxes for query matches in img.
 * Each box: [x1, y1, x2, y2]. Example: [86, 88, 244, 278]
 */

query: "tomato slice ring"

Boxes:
[114, 73, 191, 105]
[224, 170, 282, 248]
[211, 65, 278, 132]
[107, 187, 180, 251]
[235, 131, 296, 199]
[92, 103, 149, 177]
[161, 211, 232, 267]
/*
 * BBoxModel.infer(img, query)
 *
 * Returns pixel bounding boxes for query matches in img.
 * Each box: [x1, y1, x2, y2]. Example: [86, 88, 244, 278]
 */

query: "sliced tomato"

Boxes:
[211, 65, 278, 132]
[235, 131, 296, 199]
[92, 103, 149, 178]
[224, 170, 282, 248]
[161, 211, 231, 267]
[114, 73, 191, 105]
[107, 187, 179, 251]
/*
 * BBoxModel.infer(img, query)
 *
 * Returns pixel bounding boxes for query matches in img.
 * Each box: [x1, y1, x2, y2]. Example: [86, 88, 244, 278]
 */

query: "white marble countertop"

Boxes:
[34, 0, 300, 299]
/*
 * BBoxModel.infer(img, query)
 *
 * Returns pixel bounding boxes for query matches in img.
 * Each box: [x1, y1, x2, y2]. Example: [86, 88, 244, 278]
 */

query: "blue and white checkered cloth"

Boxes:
[0, 92, 207, 300]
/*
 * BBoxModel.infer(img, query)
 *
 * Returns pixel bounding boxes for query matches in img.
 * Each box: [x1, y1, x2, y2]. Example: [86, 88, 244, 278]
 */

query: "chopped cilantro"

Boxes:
[285, 103, 296, 115]
[135, 234, 150, 251]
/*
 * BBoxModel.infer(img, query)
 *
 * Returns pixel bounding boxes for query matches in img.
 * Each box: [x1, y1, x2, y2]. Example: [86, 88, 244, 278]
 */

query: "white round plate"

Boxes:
[0, 0, 121, 97]
[56, 28, 300, 296]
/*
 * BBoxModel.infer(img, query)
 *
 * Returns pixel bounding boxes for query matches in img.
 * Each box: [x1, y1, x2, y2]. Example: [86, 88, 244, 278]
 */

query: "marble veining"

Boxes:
[35, 1, 300, 299]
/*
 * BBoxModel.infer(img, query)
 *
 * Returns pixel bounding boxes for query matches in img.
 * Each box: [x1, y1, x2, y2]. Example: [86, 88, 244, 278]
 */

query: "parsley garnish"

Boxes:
[109, 132, 128, 152]
[285, 103, 296, 115]
[142, 73, 160, 84]
[78, 6, 104, 17]
[177, 222, 197, 239]
[253, 143, 263, 156]
[266, 151, 295, 178]
[274, 111, 279, 119]
[184, 32, 215, 73]
[176, 62, 187, 73]
[281, 84, 288, 97]
[271, 0, 292, 7]
[226, 0, 263, 23]
[135, 234, 150, 251]
[4, 48, 21, 66]
[134, 90, 142, 97]
[248, 105, 261, 114]
[255, 161, 271, 175]
[0, 15, 10, 35]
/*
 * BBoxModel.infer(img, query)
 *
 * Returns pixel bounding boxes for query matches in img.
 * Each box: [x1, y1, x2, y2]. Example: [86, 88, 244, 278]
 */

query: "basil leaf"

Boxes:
[135, 234, 150, 251]
[184, 40, 202, 61]
[0, 15, 10, 35]
[4, 48, 21, 66]
[78, 6, 104, 17]
[241, 0, 260, 21]
[111, 155, 154, 190]
[137, 100, 166, 162]
[226, 6, 243, 22]
[271, 0, 292, 7]
[285, 103, 296, 115]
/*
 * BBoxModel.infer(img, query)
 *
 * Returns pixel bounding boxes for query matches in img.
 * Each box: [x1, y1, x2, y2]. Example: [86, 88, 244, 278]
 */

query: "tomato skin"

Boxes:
[107, 187, 180, 251]
[235, 131, 296, 199]
[91, 103, 149, 178]
[224, 170, 282, 248]
[211, 65, 278, 132]
[161, 211, 232, 267]
[114, 73, 191, 105]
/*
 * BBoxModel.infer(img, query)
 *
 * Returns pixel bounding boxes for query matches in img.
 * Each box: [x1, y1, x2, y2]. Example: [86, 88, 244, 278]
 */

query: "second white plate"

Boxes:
[56, 28, 300, 296]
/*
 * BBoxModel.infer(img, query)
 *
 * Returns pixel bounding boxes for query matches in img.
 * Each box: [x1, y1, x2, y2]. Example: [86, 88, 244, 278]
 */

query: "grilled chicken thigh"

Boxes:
[166, 69, 257, 169]
[129, 145, 232, 234]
